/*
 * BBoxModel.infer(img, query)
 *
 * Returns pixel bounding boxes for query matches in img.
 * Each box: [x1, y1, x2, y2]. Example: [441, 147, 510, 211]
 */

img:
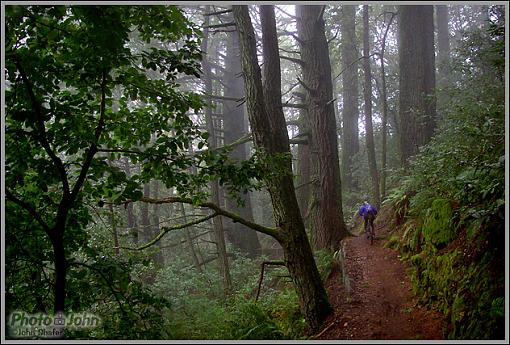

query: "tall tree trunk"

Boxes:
[234, 5, 332, 332]
[436, 5, 450, 115]
[340, 5, 360, 192]
[378, 13, 396, 200]
[180, 203, 204, 274]
[140, 182, 162, 276]
[296, 5, 348, 250]
[362, 5, 380, 208]
[141, 183, 151, 243]
[223, 23, 262, 258]
[398, 5, 437, 167]
[202, 5, 232, 296]
[50, 231, 66, 315]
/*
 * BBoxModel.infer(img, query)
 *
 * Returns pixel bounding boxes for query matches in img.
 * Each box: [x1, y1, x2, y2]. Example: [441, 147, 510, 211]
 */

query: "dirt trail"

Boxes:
[316, 221, 445, 340]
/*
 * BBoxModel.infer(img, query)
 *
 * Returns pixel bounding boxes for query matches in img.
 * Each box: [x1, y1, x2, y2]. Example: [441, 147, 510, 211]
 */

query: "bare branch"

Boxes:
[205, 9, 232, 16]
[211, 29, 237, 34]
[289, 137, 308, 145]
[279, 47, 300, 55]
[280, 30, 304, 44]
[316, 5, 326, 23]
[281, 81, 300, 97]
[297, 77, 314, 93]
[275, 6, 298, 20]
[280, 55, 305, 66]
[134, 196, 281, 240]
[255, 261, 286, 302]
[204, 21, 236, 29]
[125, 212, 219, 251]
[203, 93, 244, 102]
[327, 26, 340, 44]
[333, 53, 378, 81]
[283, 103, 307, 109]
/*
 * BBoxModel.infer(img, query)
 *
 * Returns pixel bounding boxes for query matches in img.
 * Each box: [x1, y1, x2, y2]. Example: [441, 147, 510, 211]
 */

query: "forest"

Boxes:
[3, 3, 507, 341]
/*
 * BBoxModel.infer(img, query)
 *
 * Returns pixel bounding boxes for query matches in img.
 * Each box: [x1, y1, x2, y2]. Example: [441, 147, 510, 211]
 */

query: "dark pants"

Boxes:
[364, 213, 375, 236]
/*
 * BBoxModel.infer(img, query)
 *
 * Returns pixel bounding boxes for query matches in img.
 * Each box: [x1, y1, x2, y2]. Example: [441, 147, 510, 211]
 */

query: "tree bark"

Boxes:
[234, 5, 332, 332]
[296, 5, 348, 250]
[223, 21, 262, 258]
[340, 5, 360, 192]
[362, 5, 381, 208]
[398, 5, 437, 167]
[295, 88, 311, 222]
[50, 231, 67, 315]
[378, 12, 396, 200]
[436, 5, 450, 115]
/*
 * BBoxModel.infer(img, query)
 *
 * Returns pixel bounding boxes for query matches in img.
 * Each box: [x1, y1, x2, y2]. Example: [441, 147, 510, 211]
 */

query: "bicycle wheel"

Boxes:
[368, 223, 374, 245]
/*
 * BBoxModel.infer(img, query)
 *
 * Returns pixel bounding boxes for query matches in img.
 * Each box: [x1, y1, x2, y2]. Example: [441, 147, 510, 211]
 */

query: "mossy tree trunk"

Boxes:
[233, 5, 332, 332]
[296, 5, 348, 250]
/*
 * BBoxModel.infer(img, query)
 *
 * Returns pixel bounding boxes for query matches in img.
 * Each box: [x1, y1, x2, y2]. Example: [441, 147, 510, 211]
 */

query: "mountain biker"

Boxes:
[358, 200, 378, 239]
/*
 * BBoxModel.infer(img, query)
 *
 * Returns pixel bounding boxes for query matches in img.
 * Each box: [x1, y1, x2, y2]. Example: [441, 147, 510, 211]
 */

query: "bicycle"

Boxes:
[365, 214, 376, 245]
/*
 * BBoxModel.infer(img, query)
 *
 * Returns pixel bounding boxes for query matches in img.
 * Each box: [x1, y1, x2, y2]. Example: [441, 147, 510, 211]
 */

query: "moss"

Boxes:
[384, 235, 400, 249]
[391, 199, 503, 339]
[422, 198, 455, 246]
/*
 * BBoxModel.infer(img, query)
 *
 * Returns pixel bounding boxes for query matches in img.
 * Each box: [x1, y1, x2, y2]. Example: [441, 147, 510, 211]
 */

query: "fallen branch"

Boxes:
[255, 260, 286, 302]
[313, 320, 337, 339]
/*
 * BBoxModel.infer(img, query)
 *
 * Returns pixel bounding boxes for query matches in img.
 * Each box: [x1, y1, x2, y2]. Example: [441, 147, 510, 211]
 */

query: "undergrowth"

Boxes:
[384, 18, 505, 340]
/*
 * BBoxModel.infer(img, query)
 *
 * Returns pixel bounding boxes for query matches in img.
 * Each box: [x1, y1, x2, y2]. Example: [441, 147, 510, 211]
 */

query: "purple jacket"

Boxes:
[359, 203, 378, 218]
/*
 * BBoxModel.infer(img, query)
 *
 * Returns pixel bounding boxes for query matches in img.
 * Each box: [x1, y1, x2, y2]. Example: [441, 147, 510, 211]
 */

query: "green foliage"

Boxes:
[144, 253, 306, 340]
[225, 301, 285, 340]
[386, 18, 505, 339]
[314, 249, 336, 283]
[421, 199, 455, 247]
[5, 5, 298, 340]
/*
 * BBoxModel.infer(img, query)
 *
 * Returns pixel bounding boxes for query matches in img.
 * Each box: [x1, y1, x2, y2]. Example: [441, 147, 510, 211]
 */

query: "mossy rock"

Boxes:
[422, 198, 455, 246]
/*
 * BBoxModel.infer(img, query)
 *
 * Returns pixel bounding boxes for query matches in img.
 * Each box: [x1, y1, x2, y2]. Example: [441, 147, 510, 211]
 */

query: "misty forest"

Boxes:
[4, 4, 506, 341]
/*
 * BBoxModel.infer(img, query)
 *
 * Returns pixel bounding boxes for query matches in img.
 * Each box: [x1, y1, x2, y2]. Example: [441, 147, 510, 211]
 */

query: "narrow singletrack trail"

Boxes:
[316, 221, 445, 340]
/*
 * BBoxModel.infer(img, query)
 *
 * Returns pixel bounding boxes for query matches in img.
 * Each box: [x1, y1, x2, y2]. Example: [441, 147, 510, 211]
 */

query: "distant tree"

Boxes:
[5, 4, 255, 323]
[362, 5, 380, 207]
[398, 5, 437, 166]
[340, 5, 360, 192]
[222, 18, 262, 258]
[436, 5, 450, 115]
[376, 11, 396, 199]
[200, 5, 232, 295]
[296, 5, 348, 250]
